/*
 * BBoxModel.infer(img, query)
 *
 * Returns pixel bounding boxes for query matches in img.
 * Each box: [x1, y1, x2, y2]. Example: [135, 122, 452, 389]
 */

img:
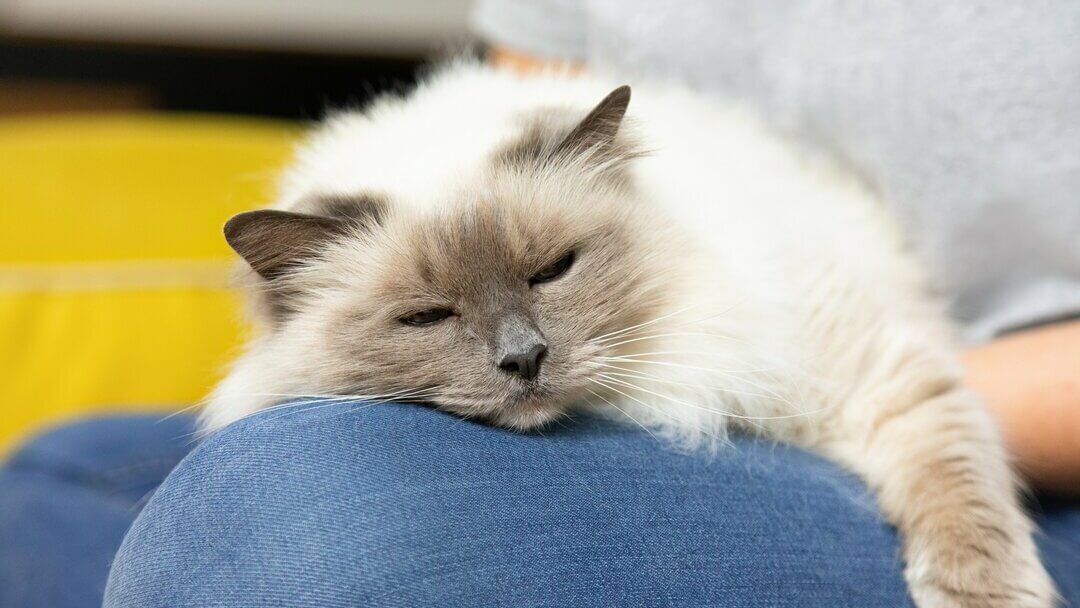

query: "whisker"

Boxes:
[587, 378, 728, 444]
[216, 387, 442, 425]
[595, 374, 832, 422]
[590, 298, 751, 347]
[596, 367, 778, 394]
[199, 387, 444, 438]
[669, 298, 747, 328]
[156, 402, 208, 423]
[174, 395, 362, 434]
[217, 389, 439, 402]
[600, 332, 745, 350]
[245, 398, 388, 430]
[599, 352, 785, 373]
[583, 386, 657, 440]
[594, 374, 772, 437]
[594, 375, 748, 419]
[590, 305, 702, 344]
[591, 373, 777, 436]
[596, 358, 795, 405]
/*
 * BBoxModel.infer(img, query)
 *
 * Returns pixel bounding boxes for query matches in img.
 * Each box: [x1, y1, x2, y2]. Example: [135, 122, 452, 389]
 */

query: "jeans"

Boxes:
[0, 414, 194, 608]
[2, 403, 1078, 607]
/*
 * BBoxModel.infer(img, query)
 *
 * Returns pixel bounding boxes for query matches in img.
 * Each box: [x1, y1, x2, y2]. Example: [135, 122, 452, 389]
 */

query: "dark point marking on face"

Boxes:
[225, 193, 388, 282]
[559, 85, 631, 156]
[224, 210, 352, 281]
[224, 193, 390, 322]
[495, 85, 641, 176]
[308, 193, 387, 229]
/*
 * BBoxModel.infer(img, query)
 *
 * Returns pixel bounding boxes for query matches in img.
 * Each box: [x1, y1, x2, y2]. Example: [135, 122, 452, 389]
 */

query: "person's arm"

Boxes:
[963, 320, 1080, 495]
[487, 45, 582, 74]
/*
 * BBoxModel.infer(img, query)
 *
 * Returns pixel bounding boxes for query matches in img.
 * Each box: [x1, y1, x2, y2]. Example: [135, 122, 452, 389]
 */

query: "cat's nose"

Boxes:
[498, 343, 547, 380]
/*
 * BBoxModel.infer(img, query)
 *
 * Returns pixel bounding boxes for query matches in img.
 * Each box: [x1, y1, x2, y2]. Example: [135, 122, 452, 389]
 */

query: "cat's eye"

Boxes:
[401, 308, 454, 326]
[530, 251, 575, 286]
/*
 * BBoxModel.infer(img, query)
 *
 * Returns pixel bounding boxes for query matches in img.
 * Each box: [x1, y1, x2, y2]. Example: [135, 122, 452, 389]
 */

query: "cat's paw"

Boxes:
[909, 582, 1054, 608]
[907, 578, 1056, 608]
[905, 542, 1058, 608]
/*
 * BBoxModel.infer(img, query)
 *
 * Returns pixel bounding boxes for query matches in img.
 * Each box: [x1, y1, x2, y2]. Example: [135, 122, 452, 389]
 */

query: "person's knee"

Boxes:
[103, 403, 915, 607]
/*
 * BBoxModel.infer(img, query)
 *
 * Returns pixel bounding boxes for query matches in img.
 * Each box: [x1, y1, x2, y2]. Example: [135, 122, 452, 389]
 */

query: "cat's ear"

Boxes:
[307, 194, 386, 227]
[497, 85, 637, 174]
[556, 85, 632, 158]
[223, 209, 351, 280]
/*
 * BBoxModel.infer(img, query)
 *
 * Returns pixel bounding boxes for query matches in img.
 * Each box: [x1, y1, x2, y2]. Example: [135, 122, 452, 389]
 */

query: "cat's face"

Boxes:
[325, 178, 677, 429]
[225, 86, 680, 430]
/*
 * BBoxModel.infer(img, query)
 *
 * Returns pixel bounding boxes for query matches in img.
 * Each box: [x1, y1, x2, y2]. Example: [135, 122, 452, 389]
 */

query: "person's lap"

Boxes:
[3, 403, 1078, 607]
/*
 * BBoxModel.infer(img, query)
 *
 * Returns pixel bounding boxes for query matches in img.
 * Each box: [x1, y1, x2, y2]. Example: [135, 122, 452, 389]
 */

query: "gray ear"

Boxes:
[556, 85, 631, 156]
[308, 193, 386, 225]
[223, 209, 350, 280]
[495, 86, 637, 173]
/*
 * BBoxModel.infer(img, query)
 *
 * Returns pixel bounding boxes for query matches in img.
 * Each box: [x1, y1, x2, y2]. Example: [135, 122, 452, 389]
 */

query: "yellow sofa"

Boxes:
[0, 114, 298, 451]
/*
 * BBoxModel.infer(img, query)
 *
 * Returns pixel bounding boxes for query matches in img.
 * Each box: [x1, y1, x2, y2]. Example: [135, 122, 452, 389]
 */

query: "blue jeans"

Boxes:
[3, 403, 1078, 607]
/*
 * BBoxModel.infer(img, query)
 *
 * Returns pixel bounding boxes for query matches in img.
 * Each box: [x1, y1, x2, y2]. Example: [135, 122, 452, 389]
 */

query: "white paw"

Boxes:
[905, 554, 1057, 608]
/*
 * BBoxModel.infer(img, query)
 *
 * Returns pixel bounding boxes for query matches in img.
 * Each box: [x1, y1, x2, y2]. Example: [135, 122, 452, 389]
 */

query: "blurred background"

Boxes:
[0, 0, 471, 450]
[1, 0, 1078, 457]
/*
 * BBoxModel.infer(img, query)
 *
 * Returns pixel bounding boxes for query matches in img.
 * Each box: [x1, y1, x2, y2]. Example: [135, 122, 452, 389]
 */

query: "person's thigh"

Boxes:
[102, 401, 1076, 607]
[0, 414, 196, 608]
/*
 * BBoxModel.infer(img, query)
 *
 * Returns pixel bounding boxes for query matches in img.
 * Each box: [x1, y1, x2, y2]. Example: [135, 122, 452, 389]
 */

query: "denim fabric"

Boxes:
[90, 402, 1077, 607]
[2, 407, 1077, 608]
[0, 414, 195, 608]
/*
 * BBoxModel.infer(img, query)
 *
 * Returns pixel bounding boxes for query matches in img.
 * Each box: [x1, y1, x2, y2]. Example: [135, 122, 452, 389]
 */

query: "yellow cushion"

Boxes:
[0, 114, 298, 450]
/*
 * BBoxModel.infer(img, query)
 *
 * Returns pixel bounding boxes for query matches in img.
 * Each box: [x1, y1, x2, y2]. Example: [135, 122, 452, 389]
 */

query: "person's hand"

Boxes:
[964, 320, 1080, 495]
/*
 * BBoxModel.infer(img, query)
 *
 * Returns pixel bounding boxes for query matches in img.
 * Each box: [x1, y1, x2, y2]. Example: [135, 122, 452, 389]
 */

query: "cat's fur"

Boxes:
[203, 62, 1056, 607]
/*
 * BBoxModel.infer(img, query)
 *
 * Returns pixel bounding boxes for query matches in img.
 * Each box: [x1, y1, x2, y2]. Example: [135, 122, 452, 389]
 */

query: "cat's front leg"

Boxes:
[830, 386, 1057, 607]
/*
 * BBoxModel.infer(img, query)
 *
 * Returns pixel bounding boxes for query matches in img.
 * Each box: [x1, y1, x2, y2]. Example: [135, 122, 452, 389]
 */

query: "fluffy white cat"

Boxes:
[204, 61, 1056, 607]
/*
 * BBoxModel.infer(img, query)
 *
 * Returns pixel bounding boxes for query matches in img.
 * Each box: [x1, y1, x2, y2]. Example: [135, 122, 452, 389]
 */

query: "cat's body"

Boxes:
[205, 62, 1056, 607]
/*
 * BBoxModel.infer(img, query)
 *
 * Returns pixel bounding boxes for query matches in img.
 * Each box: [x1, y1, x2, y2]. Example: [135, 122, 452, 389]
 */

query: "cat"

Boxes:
[203, 61, 1056, 607]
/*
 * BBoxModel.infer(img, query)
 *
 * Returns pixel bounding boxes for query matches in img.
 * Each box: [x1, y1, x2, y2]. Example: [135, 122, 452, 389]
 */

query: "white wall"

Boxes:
[0, 0, 473, 55]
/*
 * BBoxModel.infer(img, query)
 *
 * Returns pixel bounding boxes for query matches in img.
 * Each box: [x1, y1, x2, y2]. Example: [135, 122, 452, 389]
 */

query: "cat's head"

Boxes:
[224, 87, 685, 430]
